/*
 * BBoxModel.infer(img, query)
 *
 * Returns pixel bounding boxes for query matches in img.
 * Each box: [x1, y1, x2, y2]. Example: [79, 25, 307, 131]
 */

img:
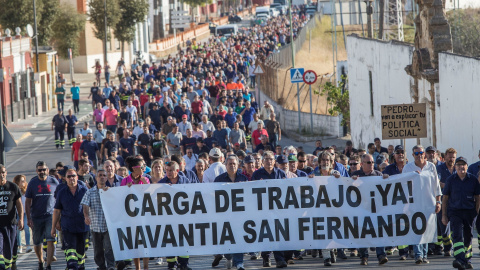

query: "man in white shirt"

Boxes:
[201, 115, 215, 133]
[202, 148, 226, 183]
[126, 99, 138, 125]
[183, 147, 198, 170]
[178, 115, 193, 136]
[402, 144, 442, 264]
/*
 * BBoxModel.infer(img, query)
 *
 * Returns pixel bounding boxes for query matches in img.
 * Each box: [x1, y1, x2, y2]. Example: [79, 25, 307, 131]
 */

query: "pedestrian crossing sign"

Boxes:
[290, 68, 305, 83]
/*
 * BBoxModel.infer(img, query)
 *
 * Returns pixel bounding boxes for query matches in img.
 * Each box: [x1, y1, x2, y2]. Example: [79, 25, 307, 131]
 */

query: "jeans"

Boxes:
[73, 99, 80, 113]
[32, 215, 55, 245]
[57, 99, 65, 111]
[358, 247, 386, 259]
[261, 251, 285, 262]
[414, 243, 428, 259]
[92, 231, 115, 269]
[224, 253, 243, 267]
[105, 72, 110, 84]
[16, 213, 30, 247]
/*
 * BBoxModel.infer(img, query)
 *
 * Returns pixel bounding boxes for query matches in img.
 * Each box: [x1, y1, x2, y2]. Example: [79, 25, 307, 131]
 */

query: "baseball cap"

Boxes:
[455, 157, 468, 165]
[153, 102, 159, 106]
[244, 155, 255, 163]
[425, 146, 436, 152]
[287, 154, 298, 162]
[182, 114, 188, 119]
[276, 155, 288, 164]
[394, 145, 404, 152]
[209, 148, 222, 158]
[234, 142, 240, 147]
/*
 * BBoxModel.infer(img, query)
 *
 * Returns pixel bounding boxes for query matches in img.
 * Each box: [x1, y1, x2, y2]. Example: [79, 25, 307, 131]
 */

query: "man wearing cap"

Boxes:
[203, 148, 227, 183]
[242, 155, 256, 181]
[442, 157, 480, 270]
[178, 115, 193, 136]
[214, 155, 248, 270]
[425, 146, 442, 166]
[351, 154, 389, 265]
[383, 145, 406, 176]
[81, 169, 115, 270]
[251, 151, 288, 268]
[288, 155, 308, 177]
[52, 108, 68, 150]
[436, 148, 457, 256]
[276, 155, 297, 178]
[402, 145, 442, 264]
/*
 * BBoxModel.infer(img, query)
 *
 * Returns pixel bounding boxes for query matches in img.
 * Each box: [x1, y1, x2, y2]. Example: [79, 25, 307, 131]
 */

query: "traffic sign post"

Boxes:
[290, 68, 305, 132]
[303, 70, 317, 133]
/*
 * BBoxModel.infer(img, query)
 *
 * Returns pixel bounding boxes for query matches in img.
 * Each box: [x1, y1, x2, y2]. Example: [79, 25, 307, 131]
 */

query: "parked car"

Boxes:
[270, 8, 280, 17]
[228, 14, 243, 23]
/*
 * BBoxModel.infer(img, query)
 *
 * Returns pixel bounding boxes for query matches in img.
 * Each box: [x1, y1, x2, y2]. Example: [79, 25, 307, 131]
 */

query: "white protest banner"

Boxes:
[100, 172, 437, 260]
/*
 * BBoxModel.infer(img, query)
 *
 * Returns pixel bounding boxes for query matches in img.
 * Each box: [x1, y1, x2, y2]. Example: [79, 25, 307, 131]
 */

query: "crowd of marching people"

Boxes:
[2, 7, 480, 270]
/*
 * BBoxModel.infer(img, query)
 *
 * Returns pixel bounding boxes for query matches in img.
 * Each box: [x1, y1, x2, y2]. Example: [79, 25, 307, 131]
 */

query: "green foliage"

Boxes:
[37, 0, 58, 45]
[0, 0, 58, 45]
[184, 0, 206, 8]
[114, 0, 149, 45]
[88, 0, 120, 41]
[52, 3, 86, 59]
[447, 8, 480, 57]
[315, 76, 350, 129]
[0, 0, 40, 33]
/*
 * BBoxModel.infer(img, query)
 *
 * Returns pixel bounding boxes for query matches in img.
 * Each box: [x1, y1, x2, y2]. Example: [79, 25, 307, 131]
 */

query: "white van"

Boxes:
[255, 6, 271, 18]
[215, 24, 239, 37]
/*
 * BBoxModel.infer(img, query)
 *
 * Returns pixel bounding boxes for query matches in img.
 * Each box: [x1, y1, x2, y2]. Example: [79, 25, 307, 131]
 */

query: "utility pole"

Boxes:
[104, 0, 108, 63]
[365, 0, 374, 38]
[378, 0, 385, 39]
[33, 0, 40, 72]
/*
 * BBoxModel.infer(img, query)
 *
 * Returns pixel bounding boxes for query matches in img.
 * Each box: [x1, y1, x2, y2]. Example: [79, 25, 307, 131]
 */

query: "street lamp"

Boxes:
[104, 0, 108, 63]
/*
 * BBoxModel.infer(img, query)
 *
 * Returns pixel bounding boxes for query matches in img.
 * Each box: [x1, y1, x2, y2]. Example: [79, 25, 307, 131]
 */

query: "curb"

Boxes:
[15, 132, 32, 144]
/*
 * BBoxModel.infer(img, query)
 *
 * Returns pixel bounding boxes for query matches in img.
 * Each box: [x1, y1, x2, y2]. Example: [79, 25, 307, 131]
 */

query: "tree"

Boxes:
[51, 3, 86, 59]
[447, 9, 480, 57]
[37, 0, 58, 45]
[88, 0, 120, 61]
[0, 0, 40, 33]
[113, 0, 149, 58]
[315, 76, 350, 130]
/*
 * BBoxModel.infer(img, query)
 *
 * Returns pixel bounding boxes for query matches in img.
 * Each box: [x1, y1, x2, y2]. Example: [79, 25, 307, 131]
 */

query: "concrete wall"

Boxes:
[347, 34, 480, 162]
[436, 52, 480, 163]
[58, 52, 130, 76]
[347, 35, 417, 150]
[259, 90, 340, 137]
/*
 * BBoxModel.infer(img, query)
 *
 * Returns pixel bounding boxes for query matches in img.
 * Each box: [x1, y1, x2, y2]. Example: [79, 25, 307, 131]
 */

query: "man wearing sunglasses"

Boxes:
[401, 145, 442, 264]
[51, 169, 89, 270]
[25, 161, 59, 270]
[297, 151, 314, 175]
[351, 154, 389, 266]
[383, 145, 406, 176]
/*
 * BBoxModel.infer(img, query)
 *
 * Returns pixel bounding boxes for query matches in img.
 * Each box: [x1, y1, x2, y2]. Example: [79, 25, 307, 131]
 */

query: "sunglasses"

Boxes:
[133, 165, 146, 170]
[37, 169, 47, 172]
[298, 160, 306, 163]
[66, 175, 77, 178]
[364, 161, 374, 164]
[395, 150, 404, 154]
[349, 162, 359, 166]
[414, 151, 424, 156]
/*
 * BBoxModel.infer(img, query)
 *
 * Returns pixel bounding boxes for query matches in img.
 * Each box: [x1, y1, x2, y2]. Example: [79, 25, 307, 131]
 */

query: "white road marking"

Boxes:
[6, 135, 54, 169]
[33, 136, 47, 142]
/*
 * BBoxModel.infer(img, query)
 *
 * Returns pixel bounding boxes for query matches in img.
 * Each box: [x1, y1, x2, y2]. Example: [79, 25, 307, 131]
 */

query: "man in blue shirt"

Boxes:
[442, 157, 480, 270]
[158, 161, 194, 269]
[119, 129, 135, 160]
[435, 148, 457, 256]
[240, 101, 256, 133]
[52, 168, 89, 270]
[383, 145, 406, 176]
[79, 132, 100, 170]
[251, 151, 287, 268]
[70, 81, 80, 113]
[25, 161, 59, 270]
[214, 155, 247, 270]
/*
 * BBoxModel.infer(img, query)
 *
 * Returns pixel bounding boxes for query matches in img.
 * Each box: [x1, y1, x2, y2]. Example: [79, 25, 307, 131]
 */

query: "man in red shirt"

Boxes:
[251, 121, 268, 149]
[103, 102, 118, 133]
[139, 91, 150, 118]
[191, 95, 203, 123]
[71, 133, 83, 170]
